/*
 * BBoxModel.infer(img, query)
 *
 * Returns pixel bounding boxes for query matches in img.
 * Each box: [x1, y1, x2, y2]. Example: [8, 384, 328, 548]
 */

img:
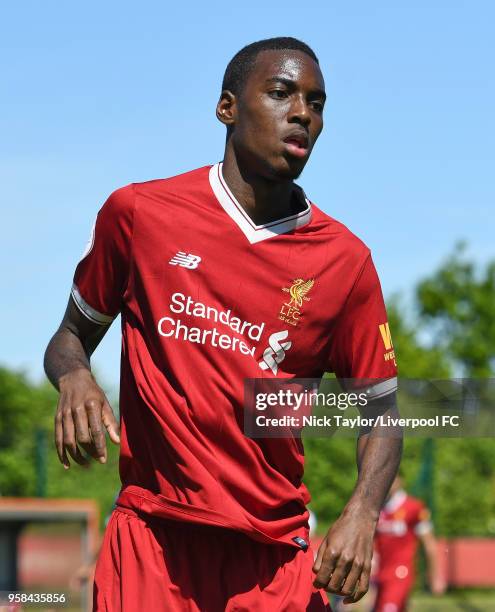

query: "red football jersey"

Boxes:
[72, 163, 397, 548]
[374, 490, 432, 581]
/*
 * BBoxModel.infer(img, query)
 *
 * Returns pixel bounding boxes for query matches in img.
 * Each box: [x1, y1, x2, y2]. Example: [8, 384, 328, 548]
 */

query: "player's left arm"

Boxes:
[313, 394, 402, 603]
[313, 253, 402, 602]
[417, 511, 446, 595]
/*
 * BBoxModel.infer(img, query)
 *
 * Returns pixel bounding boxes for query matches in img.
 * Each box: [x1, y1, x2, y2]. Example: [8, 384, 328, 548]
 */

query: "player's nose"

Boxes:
[287, 93, 311, 126]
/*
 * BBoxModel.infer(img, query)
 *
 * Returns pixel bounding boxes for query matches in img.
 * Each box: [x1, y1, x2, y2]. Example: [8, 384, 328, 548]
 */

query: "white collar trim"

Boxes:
[208, 162, 312, 244]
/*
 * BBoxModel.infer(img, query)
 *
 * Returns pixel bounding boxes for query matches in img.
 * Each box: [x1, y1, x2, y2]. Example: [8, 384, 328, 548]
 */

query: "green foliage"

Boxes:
[434, 439, 495, 536]
[387, 297, 451, 378]
[0, 367, 120, 525]
[417, 243, 495, 377]
[0, 369, 52, 496]
[304, 437, 357, 528]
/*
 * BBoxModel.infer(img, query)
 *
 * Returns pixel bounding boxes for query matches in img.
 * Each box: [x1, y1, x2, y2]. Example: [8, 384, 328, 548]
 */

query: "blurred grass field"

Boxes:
[329, 590, 495, 612]
[410, 591, 495, 611]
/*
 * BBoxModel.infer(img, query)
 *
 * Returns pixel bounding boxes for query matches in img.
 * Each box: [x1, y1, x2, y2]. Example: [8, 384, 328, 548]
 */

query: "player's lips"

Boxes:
[282, 131, 310, 159]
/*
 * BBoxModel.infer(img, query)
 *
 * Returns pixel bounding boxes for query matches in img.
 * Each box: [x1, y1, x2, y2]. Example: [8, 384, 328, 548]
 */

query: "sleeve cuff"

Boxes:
[363, 377, 398, 401]
[71, 284, 115, 325]
[414, 520, 433, 536]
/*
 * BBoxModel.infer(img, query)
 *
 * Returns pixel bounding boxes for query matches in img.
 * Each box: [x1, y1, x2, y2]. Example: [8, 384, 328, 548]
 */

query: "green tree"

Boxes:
[0, 367, 120, 524]
[414, 245, 495, 535]
[417, 243, 495, 377]
[0, 368, 52, 496]
[387, 297, 451, 378]
[434, 438, 495, 536]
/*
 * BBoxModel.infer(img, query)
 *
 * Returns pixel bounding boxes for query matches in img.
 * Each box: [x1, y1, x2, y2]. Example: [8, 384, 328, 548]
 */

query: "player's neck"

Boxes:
[221, 150, 304, 226]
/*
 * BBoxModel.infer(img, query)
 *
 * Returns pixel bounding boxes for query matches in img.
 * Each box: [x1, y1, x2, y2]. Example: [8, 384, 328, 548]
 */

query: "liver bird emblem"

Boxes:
[288, 278, 314, 307]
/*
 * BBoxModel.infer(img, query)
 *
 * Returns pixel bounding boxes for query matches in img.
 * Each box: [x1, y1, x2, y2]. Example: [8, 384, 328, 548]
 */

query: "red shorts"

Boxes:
[373, 576, 413, 612]
[93, 507, 331, 611]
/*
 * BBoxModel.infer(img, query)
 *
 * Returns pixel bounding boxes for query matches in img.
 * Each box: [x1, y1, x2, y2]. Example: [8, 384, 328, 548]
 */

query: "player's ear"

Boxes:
[216, 90, 236, 127]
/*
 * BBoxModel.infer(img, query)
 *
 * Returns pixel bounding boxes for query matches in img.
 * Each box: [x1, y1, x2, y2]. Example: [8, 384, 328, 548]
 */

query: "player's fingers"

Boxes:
[85, 398, 107, 463]
[102, 400, 120, 444]
[65, 437, 90, 466]
[312, 538, 327, 574]
[72, 402, 92, 447]
[313, 546, 339, 589]
[325, 552, 354, 593]
[62, 406, 89, 467]
[339, 557, 364, 600]
[72, 404, 99, 460]
[345, 563, 371, 603]
[62, 404, 76, 455]
[54, 403, 70, 469]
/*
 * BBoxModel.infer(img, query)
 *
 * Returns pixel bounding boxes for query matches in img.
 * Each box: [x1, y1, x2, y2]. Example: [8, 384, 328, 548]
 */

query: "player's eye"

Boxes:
[309, 100, 324, 113]
[268, 89, 289, 99]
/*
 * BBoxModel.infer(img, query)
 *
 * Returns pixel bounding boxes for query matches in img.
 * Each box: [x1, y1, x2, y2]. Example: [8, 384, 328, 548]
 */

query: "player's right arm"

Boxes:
[44, 298, 119, 468]
[44, 184, 135, 469]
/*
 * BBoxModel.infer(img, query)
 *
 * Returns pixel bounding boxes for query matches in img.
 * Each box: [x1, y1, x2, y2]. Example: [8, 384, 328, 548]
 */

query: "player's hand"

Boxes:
[430, 574, 446, 595]
[55, 368, 120, 469]
[312, 511, 376, 603]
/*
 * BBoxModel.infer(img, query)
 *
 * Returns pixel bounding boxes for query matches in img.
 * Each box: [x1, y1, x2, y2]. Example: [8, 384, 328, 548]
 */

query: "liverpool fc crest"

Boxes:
[279, 278, 314, 326]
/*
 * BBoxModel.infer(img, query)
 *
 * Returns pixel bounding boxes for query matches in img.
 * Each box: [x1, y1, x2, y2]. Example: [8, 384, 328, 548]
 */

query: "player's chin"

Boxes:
[272, 155, 309, 180]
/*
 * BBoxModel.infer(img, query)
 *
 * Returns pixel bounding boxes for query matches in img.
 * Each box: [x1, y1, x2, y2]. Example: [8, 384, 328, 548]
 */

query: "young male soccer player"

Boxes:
[373, 476, 445, 612]
[44, 37, 402, 611]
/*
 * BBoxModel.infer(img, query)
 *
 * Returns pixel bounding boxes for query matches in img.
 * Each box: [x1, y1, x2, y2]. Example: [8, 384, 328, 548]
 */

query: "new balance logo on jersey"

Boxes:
[259, 330, 292, 375]
[169, 251, 202, 269]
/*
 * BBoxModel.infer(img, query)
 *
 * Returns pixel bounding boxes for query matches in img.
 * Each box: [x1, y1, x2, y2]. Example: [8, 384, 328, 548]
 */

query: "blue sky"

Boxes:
[2, 1, 494, 389]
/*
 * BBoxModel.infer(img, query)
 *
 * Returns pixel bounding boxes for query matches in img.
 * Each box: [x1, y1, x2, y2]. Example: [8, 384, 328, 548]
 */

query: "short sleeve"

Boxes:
[327, 253, 397, 398]
[71, 185, 135, 325]
[413, 504, 433, 535]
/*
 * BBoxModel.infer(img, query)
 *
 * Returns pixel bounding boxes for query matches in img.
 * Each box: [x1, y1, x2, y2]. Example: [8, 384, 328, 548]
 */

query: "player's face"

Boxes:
[226, 50, 326, 180]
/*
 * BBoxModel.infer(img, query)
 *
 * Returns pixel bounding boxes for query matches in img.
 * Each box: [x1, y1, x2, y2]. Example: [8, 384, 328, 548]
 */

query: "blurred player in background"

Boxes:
[372, 475, 445, 612]
[44, 37, 402, 611]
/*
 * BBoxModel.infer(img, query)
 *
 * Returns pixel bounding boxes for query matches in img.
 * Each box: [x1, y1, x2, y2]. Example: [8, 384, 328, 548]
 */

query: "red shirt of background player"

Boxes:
[373, 489, 432, 611]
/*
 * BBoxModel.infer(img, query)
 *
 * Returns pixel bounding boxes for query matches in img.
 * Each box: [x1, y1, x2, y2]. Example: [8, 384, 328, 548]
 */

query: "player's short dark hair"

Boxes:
[222, 37, 319, 95]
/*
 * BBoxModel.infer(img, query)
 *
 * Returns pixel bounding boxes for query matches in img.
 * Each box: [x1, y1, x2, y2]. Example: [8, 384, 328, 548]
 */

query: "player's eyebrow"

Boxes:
[264, 77, 326, 100]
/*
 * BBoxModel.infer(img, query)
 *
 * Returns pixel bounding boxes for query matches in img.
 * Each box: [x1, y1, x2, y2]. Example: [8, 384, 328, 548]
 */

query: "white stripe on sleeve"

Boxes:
[71, 284, 115, 325]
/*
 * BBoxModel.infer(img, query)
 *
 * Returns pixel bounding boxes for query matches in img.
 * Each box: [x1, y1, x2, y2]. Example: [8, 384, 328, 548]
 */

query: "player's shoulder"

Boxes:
[307, 198, 371, 263]
[103, 182, 135, 210]
[97, 183, 136, 226]
[404, 494, 426, 513]
[404, 495, 431, 524]
[102, 165, 212, 220]
[131, 164, 212, 200]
